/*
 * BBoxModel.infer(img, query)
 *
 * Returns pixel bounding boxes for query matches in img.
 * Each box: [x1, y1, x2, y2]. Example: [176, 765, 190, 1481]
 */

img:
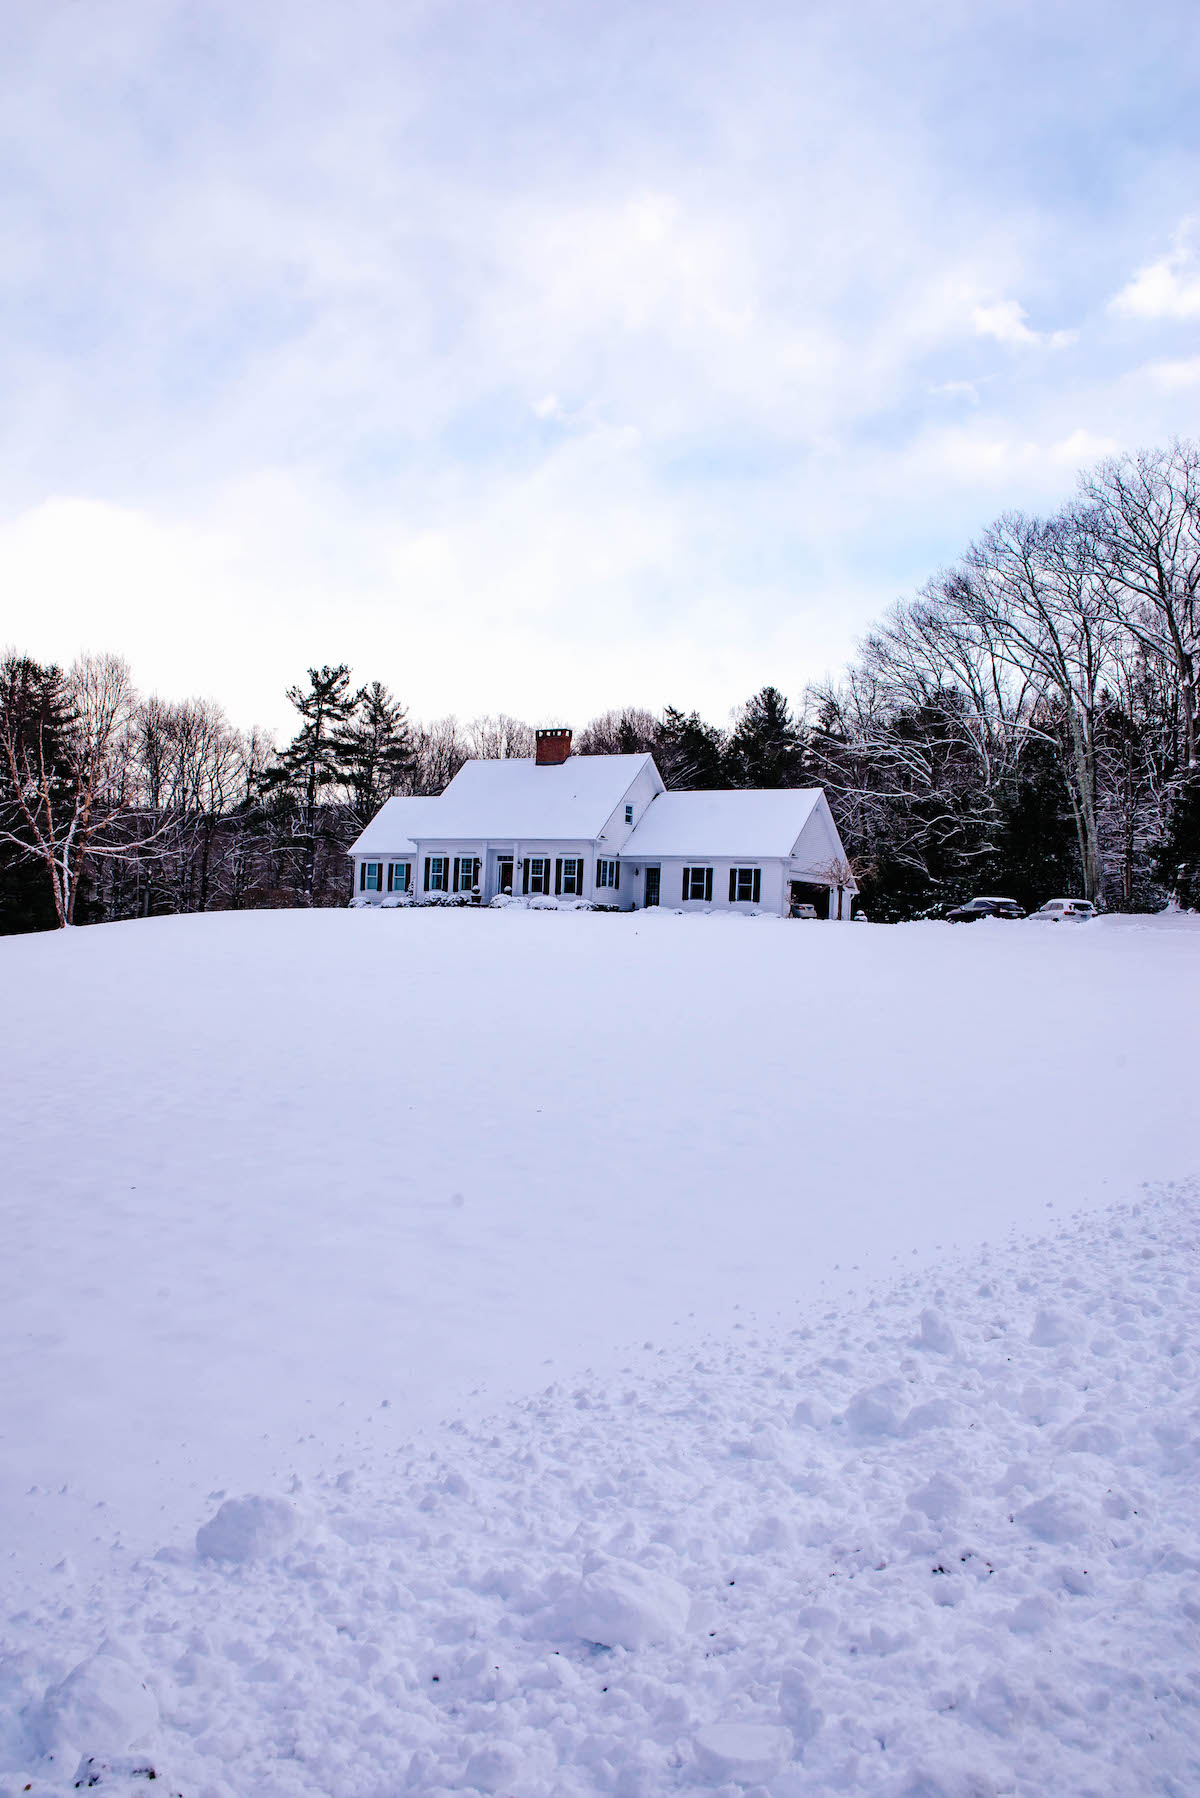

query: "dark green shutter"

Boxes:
[705, 868, 713, 902]
[522, 859, 529, 895]
[554, 858, 562, 895]
[729, 868, 736, 902]
[424, 858, 430, 891]
[359, 862, 366, 892]
[752, 868, 761, 903]
[387, 863, 393, 892]
[682, 867, 690, 900]
[615, 860, 620, 890]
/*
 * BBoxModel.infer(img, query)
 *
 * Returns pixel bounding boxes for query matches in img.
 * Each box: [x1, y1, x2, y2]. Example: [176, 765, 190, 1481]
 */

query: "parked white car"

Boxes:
[1033, 898, 1097, 922]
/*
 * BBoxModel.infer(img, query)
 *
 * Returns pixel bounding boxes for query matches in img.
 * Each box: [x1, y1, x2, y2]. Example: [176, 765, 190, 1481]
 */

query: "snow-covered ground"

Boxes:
[1, 908, 1197, 1795]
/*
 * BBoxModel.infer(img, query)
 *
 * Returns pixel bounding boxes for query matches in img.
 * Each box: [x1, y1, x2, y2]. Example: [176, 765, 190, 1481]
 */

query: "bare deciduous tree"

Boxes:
[576, 708, 659, 756]
[463, 714, 535, 760]
[1083, 441, 1200, 769]
[0, 652, 151, 926]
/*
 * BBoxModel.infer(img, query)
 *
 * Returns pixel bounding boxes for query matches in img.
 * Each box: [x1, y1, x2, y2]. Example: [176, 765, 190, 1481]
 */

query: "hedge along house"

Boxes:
[348, 729, 857, 917]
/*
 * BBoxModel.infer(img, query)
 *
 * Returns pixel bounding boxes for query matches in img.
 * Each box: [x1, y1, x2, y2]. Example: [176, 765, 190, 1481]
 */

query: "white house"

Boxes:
[348, 728, 857, 918]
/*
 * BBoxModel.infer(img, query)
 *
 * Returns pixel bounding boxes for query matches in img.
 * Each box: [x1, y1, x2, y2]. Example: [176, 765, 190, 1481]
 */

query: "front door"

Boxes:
[495, 855, 514, 897]
[644, 866, 660, 907]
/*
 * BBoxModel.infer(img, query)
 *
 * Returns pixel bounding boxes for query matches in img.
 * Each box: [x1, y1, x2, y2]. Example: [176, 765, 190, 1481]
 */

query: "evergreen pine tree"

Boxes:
[726, 686, 808, 787]
[339, 681, 413, 822]
[1156, 771, 1200, 909]
[656, 707, 727, 789]
[0, 655, 75, 932]
[267, 664, 362, 903]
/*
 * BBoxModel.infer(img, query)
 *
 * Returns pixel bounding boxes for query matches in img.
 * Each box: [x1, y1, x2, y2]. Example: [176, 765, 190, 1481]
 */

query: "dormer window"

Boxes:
[625, 804, 634, 823]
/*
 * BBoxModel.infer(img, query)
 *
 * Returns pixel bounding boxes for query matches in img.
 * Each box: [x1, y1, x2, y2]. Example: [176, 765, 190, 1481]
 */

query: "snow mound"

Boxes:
[37, 1653, 157, 1760]
[915, 1306, 959, 1355]
[4, 1185, 1199, 1797]
[844, 1378, 910, 1436]
[459, 1740, 524, 1792]
[693, 1722, 793, 1782]
[569, 1554, 691, 1649]
[195, 1494, 298, 1563]
[906, 1469, 969, 1522]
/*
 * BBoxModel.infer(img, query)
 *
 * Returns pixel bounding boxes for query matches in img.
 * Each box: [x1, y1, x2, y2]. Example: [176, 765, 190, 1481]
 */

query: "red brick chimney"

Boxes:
[535, 727, 572, 766]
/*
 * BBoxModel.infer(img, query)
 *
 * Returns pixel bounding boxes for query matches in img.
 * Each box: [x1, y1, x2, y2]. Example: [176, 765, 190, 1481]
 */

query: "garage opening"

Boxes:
[788, 880, 829, 918]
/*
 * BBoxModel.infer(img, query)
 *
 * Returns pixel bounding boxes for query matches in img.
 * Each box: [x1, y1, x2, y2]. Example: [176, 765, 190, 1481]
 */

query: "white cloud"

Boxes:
[1144, 355, 1200, 388]
[1111, 225, 1200, 320]
[930, 379, 982, 404]
[0, 2, 1196, 734]
[894, 426, 1119, 493]
[972, 299, 1076, 349]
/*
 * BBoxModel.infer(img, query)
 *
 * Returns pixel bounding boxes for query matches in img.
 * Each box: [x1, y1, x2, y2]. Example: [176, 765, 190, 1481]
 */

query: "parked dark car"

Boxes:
[945, 895, 1027, 922]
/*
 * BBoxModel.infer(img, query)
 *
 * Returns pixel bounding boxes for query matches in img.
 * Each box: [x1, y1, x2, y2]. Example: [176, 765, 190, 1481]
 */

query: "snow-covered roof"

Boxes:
[415, 754, 657, 842]
[619, 789, 824, 859]
[347, 797, 439, 857]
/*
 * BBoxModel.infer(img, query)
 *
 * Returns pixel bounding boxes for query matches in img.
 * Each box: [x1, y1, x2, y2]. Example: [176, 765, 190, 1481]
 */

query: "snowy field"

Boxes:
[1, 907, 1197, 1796]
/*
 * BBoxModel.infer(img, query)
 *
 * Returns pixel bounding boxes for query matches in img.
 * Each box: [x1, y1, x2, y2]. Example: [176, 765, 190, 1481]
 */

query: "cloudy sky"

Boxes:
[2, 0, 1198, 738]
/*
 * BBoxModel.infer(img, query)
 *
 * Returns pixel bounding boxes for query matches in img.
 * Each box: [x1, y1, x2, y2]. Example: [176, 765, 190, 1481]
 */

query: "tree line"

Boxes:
[2, 440, 1197, 931]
